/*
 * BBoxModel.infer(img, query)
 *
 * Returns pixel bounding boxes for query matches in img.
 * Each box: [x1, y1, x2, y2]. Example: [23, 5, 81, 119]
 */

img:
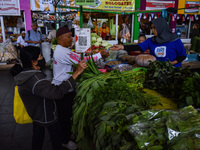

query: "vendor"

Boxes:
[99, 22, 110, 40]
[17, 30, 27, 51]
[111, 17, 187, 67]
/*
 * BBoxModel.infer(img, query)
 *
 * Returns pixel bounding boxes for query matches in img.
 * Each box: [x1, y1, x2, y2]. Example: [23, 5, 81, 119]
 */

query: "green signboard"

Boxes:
[75, 0, 95, 6]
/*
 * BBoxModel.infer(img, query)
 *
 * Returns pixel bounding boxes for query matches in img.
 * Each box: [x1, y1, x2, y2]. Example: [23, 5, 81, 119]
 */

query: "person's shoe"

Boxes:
[62, 141, 78, 150]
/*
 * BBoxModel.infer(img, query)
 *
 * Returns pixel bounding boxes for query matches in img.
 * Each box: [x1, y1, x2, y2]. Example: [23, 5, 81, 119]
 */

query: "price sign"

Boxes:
[75, 28, 91, 53]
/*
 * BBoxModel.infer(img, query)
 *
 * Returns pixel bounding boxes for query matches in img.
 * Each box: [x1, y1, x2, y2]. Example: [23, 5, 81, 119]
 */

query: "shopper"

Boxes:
[25, 23, 44, 51]
[138, 34, 146, 44]
[48, 23, 56, 43]
[13, 46, 87, 150]
[111, 17, 187, 67]
[119, 23, 131, 43]
[17, 30, 27, 51]
[130, 34, 148, 55]
[52, 26, 109, 150]
[99, 22, 110, 40]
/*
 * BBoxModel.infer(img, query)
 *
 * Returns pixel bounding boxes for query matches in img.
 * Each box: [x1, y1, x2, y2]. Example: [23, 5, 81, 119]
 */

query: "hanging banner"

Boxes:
[185, 1, 199, 13]
[146, 0, 175, 10]
[30, 0, 70, 11]
[75, 28, 91, 53]
[83, 0, 135, 11]
[178, 0, 200, 14]
[0, 0, 20, 16]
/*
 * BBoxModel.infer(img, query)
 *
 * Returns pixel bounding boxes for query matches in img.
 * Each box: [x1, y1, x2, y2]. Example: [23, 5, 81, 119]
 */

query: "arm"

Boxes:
[24, 33, 38, 44]
[33, 60, 87, 100]
[17, 37, 23, 47]
[106, 27, 110, 35]
[99, 27, 102, 36]
[65, 51, 102, 65]
[39, 32, 44, 43]
[172, 39, 187, 65]
[111, 44, 143, 54]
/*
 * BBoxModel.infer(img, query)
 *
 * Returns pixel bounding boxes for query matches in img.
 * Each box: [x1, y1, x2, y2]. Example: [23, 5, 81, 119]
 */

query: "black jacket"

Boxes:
[14, 69, 76, 126]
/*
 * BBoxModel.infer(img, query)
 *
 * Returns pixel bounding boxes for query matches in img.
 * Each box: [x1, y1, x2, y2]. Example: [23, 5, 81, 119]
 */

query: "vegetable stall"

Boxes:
[70, 57, 200, 150]
[51, 1, 200, 149]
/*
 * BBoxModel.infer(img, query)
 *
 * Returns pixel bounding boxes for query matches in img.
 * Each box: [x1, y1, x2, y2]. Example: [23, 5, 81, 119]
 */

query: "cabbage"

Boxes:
[91, 37, 97, 42]
[105, 44, 112, 50]
[91, 33, 98, 37]
[101, 41, 109, 47]
[97, 37, 103, 42]
[94, 42, 100, 47]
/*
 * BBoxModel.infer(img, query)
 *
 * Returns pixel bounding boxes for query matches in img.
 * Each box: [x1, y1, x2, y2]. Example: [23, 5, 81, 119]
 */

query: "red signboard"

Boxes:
[146, 0, 175, 10]
[185, 1, 199, 13]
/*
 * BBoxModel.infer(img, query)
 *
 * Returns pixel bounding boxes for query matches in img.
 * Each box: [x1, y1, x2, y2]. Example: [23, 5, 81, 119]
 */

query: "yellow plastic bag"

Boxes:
[13, 86, 33, 124]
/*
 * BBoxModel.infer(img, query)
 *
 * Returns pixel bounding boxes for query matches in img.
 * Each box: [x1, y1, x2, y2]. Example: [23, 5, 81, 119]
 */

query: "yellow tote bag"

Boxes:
[13, 86, 33, 124]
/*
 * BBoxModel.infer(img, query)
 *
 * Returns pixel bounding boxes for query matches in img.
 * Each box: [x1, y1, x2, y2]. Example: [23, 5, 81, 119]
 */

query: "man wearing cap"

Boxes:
[52, 26, 109, 150]
[17, 30, 27, 51]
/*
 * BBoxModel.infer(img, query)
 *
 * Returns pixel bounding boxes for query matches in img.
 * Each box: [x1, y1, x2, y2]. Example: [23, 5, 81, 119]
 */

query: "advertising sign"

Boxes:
[84, 0, 135, 11]
[75, 28, 91, 53]
[185, 1, 199, 13]
[146, 0, 175, 10]
[75, 0, 95, 6]
[0, 0, 20, 16]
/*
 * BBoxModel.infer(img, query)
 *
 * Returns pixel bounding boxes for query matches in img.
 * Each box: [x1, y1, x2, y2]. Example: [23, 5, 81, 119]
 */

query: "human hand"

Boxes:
[100, 50, 109, 58]
[38, 40, 42, 44]
[110, 45, 124, 51]
[72, 60, 88, 80]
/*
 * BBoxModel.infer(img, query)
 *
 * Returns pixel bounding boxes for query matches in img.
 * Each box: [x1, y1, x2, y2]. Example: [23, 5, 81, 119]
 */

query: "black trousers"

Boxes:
[56, 91, 76, 144]
[32, 122, 61, 150]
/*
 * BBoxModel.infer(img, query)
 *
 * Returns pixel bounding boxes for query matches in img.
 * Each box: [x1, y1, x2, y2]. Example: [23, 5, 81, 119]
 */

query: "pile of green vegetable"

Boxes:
[144, 61, 200, 108]
[71, 58, 200, 150]
[127, 105, 200, 150]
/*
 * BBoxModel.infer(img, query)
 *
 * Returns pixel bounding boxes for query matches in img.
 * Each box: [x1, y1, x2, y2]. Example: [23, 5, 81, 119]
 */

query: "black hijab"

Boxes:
[151, 17, 178, 44]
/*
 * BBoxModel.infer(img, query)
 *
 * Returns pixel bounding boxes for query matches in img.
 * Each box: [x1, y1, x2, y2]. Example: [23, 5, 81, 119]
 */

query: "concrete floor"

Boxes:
[0, 66, 54, 150]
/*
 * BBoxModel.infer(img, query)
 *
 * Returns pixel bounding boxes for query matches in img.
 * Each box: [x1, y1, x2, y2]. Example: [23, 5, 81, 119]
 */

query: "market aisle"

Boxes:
[0, 68, 54, 150]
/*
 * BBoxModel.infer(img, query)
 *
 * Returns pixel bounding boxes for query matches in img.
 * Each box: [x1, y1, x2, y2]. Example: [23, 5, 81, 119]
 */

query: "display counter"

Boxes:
[182, 61, 200, 69]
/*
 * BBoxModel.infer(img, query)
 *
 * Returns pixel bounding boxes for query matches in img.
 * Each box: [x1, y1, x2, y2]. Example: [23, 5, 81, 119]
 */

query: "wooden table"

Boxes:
[182, 61, 200, 69]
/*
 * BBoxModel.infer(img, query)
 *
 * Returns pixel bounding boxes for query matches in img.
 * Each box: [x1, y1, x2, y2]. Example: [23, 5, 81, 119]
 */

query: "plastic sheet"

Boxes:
[127, 106, 200, 150]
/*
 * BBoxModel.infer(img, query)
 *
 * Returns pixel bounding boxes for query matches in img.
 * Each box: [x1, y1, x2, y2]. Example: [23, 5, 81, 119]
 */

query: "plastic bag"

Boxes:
[127, 106, 200, 150]
[87, 17, 94, 29]
[2, 39, 18, 60]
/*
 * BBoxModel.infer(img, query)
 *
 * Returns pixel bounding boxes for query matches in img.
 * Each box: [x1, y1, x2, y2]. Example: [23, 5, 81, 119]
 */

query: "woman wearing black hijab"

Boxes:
[111, 17, 187, 67]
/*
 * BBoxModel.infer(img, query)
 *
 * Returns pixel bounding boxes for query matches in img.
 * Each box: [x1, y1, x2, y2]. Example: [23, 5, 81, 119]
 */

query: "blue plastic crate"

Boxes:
[186, 54, 199, 61]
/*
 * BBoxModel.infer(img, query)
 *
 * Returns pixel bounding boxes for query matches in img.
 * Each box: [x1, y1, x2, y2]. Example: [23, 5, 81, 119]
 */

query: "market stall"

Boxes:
[71, 56, 200, 150]
[50, 1, 200, 150]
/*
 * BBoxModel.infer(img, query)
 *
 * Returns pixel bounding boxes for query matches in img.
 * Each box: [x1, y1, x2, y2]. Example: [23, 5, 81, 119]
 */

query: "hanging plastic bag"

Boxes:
[87, 17, 94, 29]
[13, 86, 33, 124]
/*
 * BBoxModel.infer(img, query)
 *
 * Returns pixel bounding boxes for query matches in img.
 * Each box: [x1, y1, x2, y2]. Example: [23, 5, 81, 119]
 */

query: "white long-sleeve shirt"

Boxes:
[52, 45, 102, 86]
